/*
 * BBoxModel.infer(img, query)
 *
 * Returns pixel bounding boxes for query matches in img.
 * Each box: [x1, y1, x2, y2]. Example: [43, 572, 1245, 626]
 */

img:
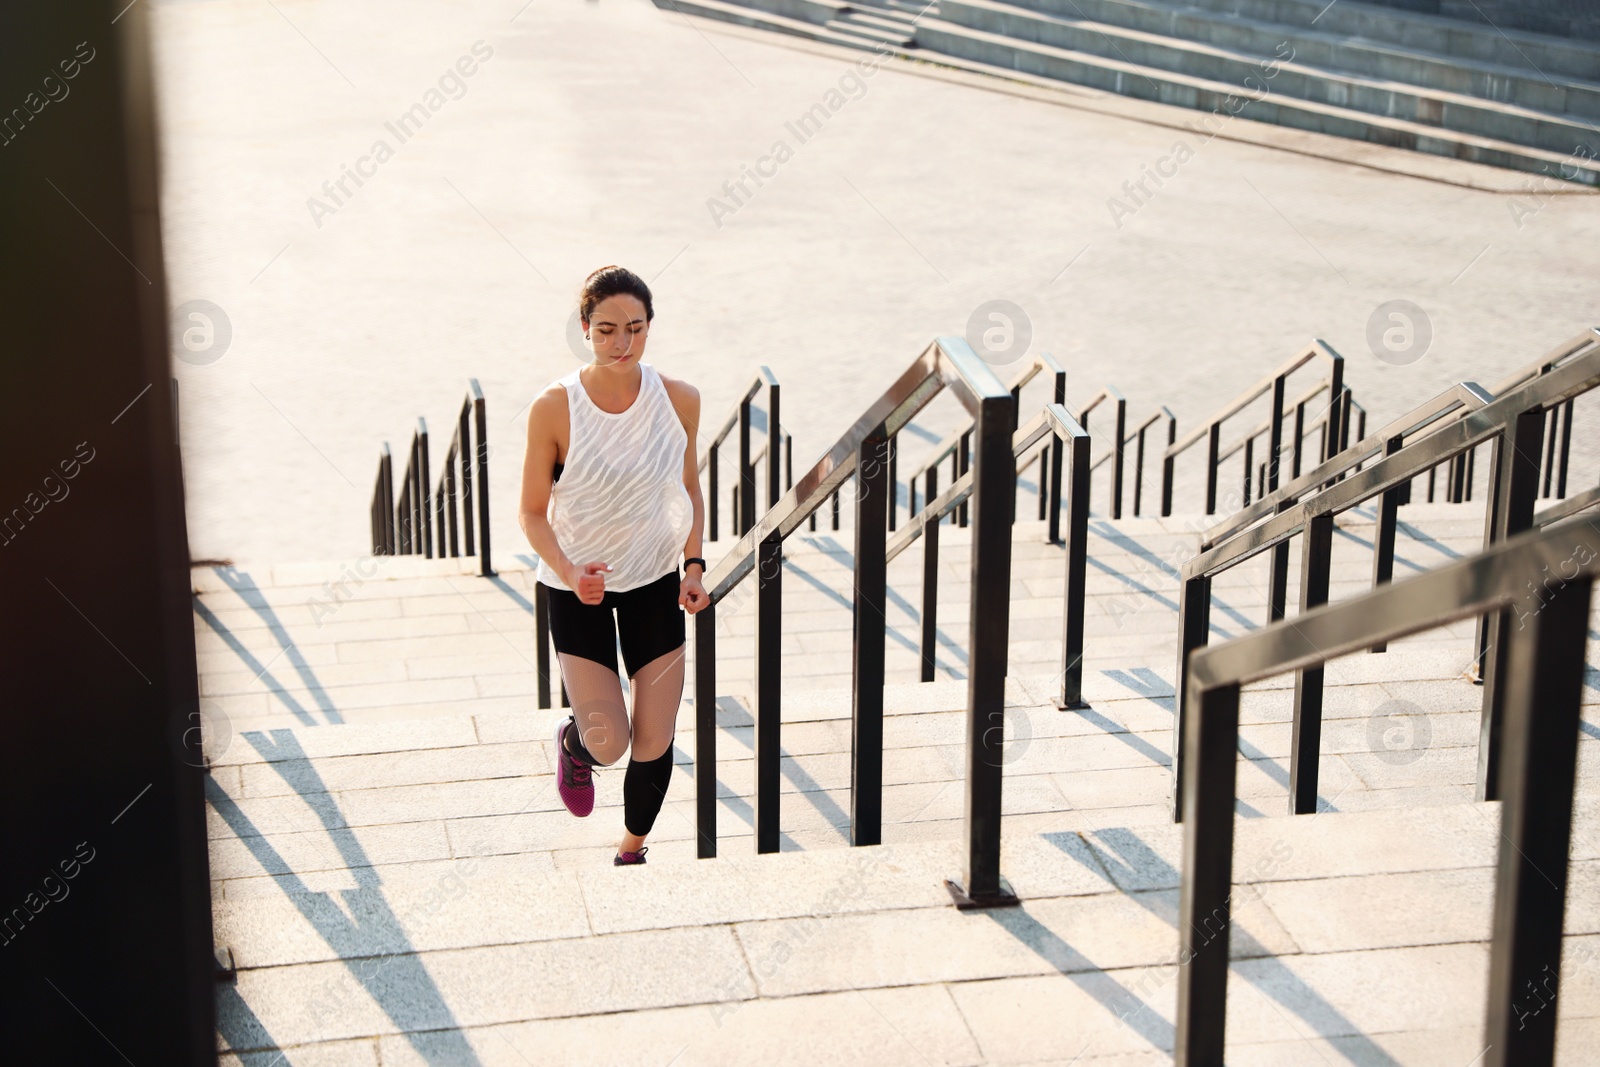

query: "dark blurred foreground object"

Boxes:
[0, 3, 215, 1063]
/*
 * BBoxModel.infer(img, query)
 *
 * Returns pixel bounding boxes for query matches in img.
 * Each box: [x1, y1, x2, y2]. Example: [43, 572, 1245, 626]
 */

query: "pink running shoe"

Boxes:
[554, 717, 595, 817]
[614, 846, 649, 866]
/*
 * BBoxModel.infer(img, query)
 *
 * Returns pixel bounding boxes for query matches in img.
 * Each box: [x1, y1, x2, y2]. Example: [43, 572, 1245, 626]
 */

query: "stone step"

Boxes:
[824, 10, 919, 46]
[647, 0, 917, 56]
[909, 11, 1600, 184]
[212, 799, 1600, 1062]
[202, 651, 1600, 894]
[937, 0, 1600, 158]
[191, 503, 1549, 734]
[996, 0, 1600, 117]
[649, 0, 1600, 182]
[1167, 0, 1600, 83]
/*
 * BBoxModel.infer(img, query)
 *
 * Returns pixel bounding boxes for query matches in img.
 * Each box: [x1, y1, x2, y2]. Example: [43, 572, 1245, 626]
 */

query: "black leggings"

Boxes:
[546, 569, 685, 836]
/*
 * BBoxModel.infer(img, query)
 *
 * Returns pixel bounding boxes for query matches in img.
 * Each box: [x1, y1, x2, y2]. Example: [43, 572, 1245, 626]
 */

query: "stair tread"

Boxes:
[997, 0, 1600, 93]
[940, 0, 1600, 128]
[914, 13, 1600, 172]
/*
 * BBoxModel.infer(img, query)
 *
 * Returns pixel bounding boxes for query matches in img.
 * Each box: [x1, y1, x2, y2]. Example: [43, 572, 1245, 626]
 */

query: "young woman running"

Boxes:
[518, 265, 709, 866]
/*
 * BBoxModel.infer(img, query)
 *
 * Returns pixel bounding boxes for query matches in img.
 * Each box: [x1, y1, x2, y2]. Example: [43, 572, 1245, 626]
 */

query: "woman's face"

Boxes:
[583, 294, 649, 367]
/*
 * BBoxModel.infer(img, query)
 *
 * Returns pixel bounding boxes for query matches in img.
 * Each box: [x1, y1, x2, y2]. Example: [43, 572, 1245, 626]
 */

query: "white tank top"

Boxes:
[534, 362, 694, 593]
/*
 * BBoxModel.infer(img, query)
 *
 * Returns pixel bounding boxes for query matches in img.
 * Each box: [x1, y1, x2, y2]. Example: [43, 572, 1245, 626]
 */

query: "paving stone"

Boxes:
[216, 926, 755, 1050]
[372, 984, 980, 1067]
[207, 819, 455, 881]
[235, 741, 545, 799]
[732, 886, 1295, 999]
[214, 718, 479, 765]
[214, 868, 589, 968]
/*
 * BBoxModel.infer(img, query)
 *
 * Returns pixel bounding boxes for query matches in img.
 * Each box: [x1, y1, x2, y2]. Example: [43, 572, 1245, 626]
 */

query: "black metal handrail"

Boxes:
[905, 351, 1066, 537]
[1161, 341, 1344, 516]
[1175, 519, 1598, 1067]
[1490, 327, 1596, 502]
[370, 443, 395, 555]
[1172, 337, 1600, 821]
[1536, 477, 1600, 527]
[1084, 405, 1174, 519]
[395, 418, 430, 557]
[1214, 382, 1364, 505]
[1077, 386, 1126, 519]
[693, 336, 1019, 909]
[697, 367, 780, 540]
[887, 402, 1092, 707]
[1198, 382, 1494, 625]
[372, 382, 493, 576]
[432, 381, 492, 577]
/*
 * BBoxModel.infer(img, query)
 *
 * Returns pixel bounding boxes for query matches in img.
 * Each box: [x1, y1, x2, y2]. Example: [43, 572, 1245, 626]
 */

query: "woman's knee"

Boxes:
[573, 701, 631, 764]
[627, 729, 672, 764]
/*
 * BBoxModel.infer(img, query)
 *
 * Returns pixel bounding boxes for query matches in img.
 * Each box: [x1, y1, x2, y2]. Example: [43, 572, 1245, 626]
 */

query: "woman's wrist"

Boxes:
[683, 556, 705, 577]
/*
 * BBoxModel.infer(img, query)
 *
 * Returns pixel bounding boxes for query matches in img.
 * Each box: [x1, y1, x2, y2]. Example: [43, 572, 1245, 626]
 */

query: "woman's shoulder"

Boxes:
[653, 366, 699, 408]
[527, 377, 574, 431]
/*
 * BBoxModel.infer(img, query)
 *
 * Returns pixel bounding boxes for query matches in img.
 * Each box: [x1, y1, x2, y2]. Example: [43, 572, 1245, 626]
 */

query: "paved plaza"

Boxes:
[151, 0, 1599, 566]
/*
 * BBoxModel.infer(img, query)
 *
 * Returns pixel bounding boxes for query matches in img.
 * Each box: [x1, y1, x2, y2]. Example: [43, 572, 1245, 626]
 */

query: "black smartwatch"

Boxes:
[683, 557, 706, 575]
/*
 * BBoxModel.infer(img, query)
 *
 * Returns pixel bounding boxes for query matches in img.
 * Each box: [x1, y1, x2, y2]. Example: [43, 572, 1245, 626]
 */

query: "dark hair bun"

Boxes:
[579, 266, 654, 326]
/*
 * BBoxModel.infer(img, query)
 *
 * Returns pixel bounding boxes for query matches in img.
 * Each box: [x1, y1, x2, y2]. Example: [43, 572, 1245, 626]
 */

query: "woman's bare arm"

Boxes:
[663, 375, 708, 612]
[519, 387, 576, 588]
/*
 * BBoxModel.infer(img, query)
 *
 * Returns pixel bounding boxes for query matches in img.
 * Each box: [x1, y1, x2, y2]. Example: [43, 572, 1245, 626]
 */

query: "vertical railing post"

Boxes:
[1292, 399, 1307, 479]
[1058, 425, 1090, 711]
[1171, 573, 1212, 822]
[767, 382, 782, 512]
[695, 604, 718, 858]
[1175, 680, 1242, 1067]
[1049, 364, 1066, 538]
[957, 431, 971, 527]
[444, 446, 460, 557]
[384, 448, 396, 554]
[1161, 411, 1177, 517]
[1324, 358, 1345, 467]
[1267, 375, 1285, 493]
[1476, 410, 1544, 802]
[1369, 434, 1405, 653]
[739, 396, 755, 535]
[1036, 449, 1048, 521]
[708, 447, 719, 541]
[1556, 397, 1573, 497]
[1267, 529, 1290, 623]
[1111, 396, 1126, 520]
[460, 400, 476, 559]
[1289, 511, 1334, 815]
[1481, 575, 1593, 1067]
[1132, 424, 1147, 518]
[1541, 405, 1559, 497]
[887, 432, 899, 532]
[1204, 422, 1220, 515]
[435, 480, 447, 559]
[473, 386, 492, 576]
[1241, 436, 1254, 508]
[418, 420, 432, 560]
[949, 384, 1016, 906]
[535, 583, 552, 710]
[852, 435, 890, 847]
[754, 535, 783, 854]
[1339, 388, 1354, 453]
[920, 508, 939, 683]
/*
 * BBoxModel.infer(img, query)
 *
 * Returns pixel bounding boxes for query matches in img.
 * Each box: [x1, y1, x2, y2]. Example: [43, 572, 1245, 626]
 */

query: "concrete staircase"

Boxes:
[651, 0, 1600, 185]
[195, 495, 1600, 1062]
